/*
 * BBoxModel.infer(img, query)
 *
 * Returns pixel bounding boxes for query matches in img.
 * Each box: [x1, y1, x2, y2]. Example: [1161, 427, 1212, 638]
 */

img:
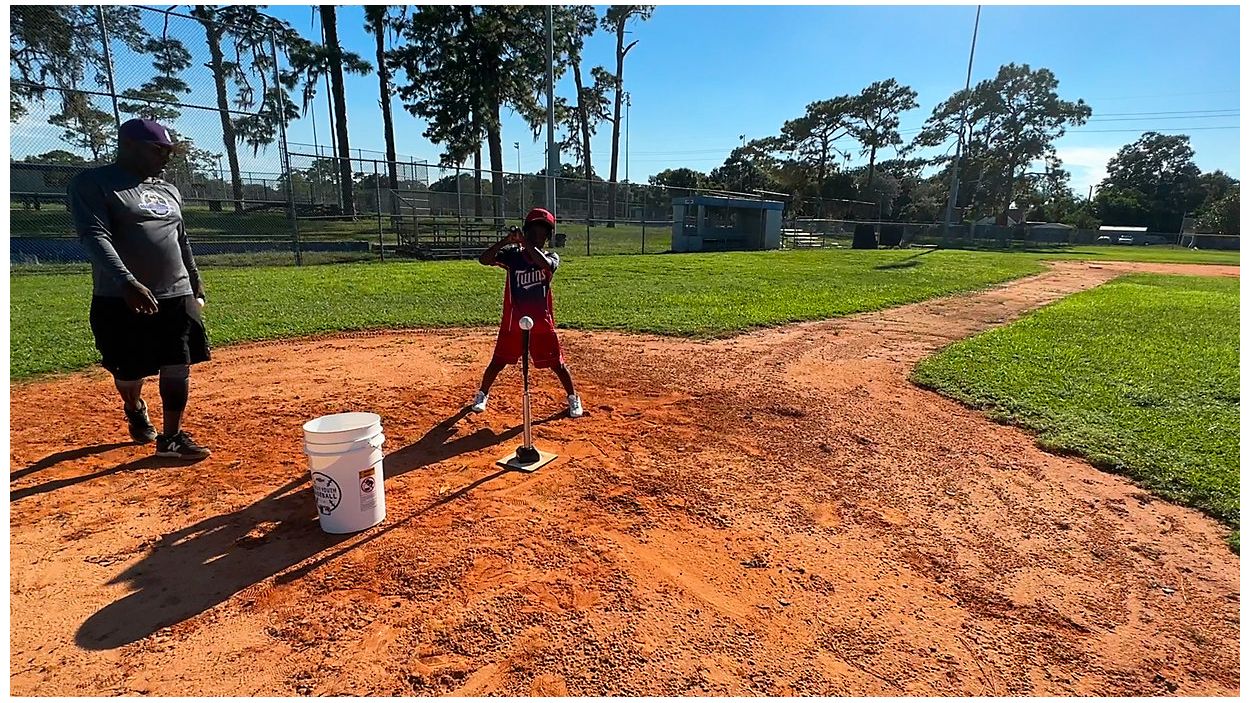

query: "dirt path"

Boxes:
[9, 261, 1239, 696]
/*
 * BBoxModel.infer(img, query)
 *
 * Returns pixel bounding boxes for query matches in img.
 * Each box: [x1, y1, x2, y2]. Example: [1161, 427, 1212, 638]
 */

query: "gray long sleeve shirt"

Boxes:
[68, 164, 201, 299]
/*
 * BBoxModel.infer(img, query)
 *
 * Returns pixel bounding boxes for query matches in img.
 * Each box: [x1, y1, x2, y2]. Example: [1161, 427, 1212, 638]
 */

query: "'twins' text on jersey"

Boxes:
[498, 246, 560, 322]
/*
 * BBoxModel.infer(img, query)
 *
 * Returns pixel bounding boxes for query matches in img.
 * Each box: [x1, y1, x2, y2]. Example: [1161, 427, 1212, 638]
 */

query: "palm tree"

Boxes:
[192, 6, 245, 213]
[365, 6, 399, 199]
[320, 5, 356, 214]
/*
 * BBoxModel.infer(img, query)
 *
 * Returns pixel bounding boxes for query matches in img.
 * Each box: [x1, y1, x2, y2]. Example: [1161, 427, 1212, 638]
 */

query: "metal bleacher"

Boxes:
[780, 228, 826, 249]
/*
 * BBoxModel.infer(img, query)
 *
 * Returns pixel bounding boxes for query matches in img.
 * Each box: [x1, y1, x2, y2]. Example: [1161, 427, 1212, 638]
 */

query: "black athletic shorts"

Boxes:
[89, 295, 211, 381]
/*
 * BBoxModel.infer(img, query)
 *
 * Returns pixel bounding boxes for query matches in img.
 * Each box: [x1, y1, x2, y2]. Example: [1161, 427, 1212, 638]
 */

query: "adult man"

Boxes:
[68, 118, 211, 459]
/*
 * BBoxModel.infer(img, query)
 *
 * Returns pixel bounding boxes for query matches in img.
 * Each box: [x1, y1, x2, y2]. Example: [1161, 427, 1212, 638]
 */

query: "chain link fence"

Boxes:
[10, 5, 307, 266]
[276, 151, 700, 262]
[781, 219, 1241, 251]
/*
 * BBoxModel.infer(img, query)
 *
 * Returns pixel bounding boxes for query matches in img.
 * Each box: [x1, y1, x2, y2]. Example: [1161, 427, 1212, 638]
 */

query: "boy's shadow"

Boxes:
[75, 476, 349, 650]
[384, 406, 563, 480]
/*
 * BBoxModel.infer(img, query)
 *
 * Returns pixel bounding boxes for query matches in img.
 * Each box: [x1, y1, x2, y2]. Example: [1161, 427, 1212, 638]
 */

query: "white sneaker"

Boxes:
[470, 391, 488, 413]
[567, 394, 584, 418]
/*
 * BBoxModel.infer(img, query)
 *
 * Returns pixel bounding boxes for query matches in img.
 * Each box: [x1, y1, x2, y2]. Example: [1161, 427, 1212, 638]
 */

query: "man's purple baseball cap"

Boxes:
[119, 118, 175, 147]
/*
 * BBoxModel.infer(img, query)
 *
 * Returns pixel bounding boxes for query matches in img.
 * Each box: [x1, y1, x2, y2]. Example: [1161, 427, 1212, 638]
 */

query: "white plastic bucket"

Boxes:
[303, 412, 383, 445]
[305, 432, 385, 460]
[303, 413, 386, 534]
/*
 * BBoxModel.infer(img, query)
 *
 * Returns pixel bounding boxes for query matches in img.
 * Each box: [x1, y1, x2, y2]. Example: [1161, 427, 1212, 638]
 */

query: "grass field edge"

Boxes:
[908, 275, 1241, 553]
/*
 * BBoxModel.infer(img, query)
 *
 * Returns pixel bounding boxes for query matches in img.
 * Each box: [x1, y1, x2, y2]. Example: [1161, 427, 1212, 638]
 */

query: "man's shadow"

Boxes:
[11, 442, 132, 483]
[12, 453, 182, 503]
[75, 406, 562, 650]
[75, 475, 350, 650]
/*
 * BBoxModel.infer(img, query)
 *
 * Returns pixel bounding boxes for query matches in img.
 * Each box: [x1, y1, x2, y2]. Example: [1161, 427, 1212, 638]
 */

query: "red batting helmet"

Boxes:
[524, 207, 556, 230]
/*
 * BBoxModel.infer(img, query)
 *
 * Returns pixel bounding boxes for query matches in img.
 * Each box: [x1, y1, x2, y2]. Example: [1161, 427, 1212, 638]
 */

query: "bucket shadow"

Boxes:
[275, 411, 563, 586]
[383, 407, 563, 480]
[75, 476, 351, 650]
[10, 442, 133, 483]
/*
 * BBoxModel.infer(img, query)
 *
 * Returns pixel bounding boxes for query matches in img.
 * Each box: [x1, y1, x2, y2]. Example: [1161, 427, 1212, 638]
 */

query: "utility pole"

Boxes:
[545, 5, 558, 214]
[97, 6, 122, 132]
[625, 92, 632, 222]
[515, 141, 522, 217]
[625, 93, 631, 184]
[942, 5, 982, 238]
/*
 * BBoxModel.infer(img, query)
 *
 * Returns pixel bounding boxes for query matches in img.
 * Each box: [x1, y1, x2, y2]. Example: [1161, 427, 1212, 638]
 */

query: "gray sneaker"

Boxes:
[156, 431, 211, 460]
[125, 401, 157, 444]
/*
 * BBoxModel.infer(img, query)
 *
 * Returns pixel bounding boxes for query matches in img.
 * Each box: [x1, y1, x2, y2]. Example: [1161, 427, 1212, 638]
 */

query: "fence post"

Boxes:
[586, 179, 592, 256]
[642, 217, 646, 254]
[270, 31, 302, 266]
[375, 160, 385, 262]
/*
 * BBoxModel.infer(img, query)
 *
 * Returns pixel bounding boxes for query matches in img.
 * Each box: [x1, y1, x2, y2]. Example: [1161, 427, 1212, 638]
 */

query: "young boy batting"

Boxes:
[470, 207, 583, 418]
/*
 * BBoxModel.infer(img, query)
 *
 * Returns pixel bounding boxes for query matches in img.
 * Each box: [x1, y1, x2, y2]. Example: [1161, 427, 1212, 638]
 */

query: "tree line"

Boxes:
[652, 64, 1237, 235]
[10, 6, 1237, 235]
[10, 4, 655, 226]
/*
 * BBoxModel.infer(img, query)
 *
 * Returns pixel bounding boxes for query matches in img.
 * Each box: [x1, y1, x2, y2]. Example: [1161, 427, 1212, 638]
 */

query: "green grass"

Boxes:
[1037, 245, 1239, 266]
[913, 274, 1240, 548]
[10, 248, 1044, 380]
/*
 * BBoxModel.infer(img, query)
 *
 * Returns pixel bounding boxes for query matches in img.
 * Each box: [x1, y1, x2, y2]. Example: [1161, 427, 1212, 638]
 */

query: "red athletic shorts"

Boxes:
[492, 312, 563, 369]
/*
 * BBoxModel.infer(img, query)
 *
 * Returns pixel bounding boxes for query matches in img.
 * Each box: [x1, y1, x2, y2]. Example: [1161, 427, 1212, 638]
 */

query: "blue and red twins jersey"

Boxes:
[497, 245, 560, 322]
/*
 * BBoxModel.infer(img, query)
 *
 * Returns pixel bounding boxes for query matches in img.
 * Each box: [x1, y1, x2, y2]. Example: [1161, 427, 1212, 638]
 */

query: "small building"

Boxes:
[1097, 225, 1148, 244]
[1025, 221, 1075, 244]
[671, 195, 784, 253]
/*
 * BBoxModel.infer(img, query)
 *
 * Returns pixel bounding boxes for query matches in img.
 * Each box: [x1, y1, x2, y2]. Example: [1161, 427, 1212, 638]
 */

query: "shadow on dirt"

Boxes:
[11, 453, 203, 503]
[383, 407, 563, 479]
[76, 409, 564, 650]
[271, 409, 566, 584]
[10, 442, 133, 483]
[75, 476, 349, 650]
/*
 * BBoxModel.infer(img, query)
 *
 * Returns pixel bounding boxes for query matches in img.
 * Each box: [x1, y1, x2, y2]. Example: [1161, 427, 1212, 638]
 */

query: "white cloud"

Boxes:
[1053, 145, 1119, 199]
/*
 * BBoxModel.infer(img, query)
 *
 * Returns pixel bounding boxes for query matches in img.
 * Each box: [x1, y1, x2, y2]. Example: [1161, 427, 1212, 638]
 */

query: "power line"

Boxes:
[631, 147, 738, 155]
[1075, 125, 1238, 133]
[1092, 108, 1239, 116]
[1086, 89, 1239, 100]
[1088, 113, 1238, 122]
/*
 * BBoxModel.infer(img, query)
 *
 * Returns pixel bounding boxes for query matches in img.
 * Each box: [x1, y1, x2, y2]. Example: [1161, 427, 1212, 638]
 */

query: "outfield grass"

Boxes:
[912, 274, 1240, 548]
[1038, 245, 1239, 266]
[11, 248, 1044, 380]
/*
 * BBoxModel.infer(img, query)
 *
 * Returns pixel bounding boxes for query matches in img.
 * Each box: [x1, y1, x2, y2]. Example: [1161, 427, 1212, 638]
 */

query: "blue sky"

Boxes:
[12, 4, 1240, 197]
[265, 3, 1239, 196]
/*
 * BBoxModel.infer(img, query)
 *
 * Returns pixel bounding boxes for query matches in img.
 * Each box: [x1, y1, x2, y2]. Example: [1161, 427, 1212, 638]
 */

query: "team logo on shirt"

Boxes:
[515, 269, 546, 290]
[139, 188, 173, 217]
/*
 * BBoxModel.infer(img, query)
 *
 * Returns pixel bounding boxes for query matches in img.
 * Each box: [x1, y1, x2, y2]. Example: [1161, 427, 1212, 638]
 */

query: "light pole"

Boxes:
[515, 141, 522, 216]
[942, 5, 982, 238]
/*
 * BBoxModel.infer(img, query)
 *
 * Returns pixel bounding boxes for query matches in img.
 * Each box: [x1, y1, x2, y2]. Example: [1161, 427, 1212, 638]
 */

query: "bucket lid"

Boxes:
[304, 424, 383, 446]
[304, 432, 385, 456]
[303, 412, 382, 436]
